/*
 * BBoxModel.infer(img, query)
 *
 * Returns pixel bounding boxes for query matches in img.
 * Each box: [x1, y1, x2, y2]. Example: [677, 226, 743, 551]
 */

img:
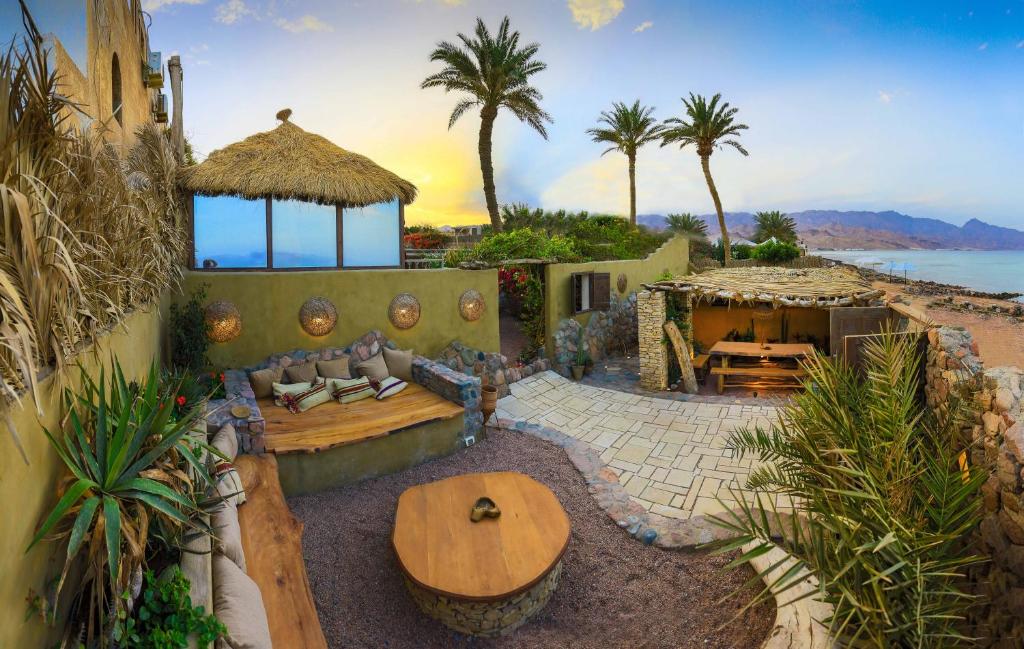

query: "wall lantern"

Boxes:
[205, 300, 242, 343]
[617, 273, 628, 294]
[299, 296, 338, 337]
[389, 293, 421, 330]
[458, 289, 486, 322]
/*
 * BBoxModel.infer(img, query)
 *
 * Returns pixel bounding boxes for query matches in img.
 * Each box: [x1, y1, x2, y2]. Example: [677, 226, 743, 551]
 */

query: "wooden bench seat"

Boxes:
[258, 382, 465, 454]
[710, 367, 808, 378]
[710, 366, 809, 393]
[235, 454, 327, 649]
[692, 354, 711, 370]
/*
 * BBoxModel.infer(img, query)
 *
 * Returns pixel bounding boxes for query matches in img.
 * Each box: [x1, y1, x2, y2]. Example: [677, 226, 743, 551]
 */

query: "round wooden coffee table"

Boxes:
[392, 471, 571, 637]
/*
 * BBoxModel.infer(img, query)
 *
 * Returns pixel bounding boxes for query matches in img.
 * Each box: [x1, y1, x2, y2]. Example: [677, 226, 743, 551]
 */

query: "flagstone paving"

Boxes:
[495, 370, 780, 520]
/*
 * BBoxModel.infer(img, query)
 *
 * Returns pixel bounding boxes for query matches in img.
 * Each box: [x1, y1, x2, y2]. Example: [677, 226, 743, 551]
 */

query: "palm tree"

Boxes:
[661, 93, 748, 266]
[753, 210, 797, 243]
[665, 213, 708, 238]
[586, 101, 664, 226]
[421, 17, 552, 231]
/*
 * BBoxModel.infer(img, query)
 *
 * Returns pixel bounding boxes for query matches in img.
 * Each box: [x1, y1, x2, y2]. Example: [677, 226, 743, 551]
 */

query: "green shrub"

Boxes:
[710, 332, 985, 647]
[458, 228, 583, 265]
[750, 239, 800, 262]
[114, 566, 225, 648]
[169, 285, 210, 371]
[711, 241, 753, 262]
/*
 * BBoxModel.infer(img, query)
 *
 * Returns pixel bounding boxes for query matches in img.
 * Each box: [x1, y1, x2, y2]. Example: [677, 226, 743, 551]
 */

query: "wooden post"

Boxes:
[167, 55, 185, 162]
[664, 321, 698, 394]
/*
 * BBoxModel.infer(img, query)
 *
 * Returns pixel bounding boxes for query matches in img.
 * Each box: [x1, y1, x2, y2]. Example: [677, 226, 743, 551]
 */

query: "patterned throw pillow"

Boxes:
[214, 460, 247, 507]
[329, 377, 376, 404]
[272, 381, 312, 406]
[373, 376, 408, 400]
[280, 381, 332, 413]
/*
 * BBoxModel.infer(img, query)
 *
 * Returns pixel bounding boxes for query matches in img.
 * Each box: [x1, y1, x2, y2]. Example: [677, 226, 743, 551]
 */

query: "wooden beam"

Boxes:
[398, 200, 406, 268]
[335, 204, 344, 268]
[265, 197, 273, 269]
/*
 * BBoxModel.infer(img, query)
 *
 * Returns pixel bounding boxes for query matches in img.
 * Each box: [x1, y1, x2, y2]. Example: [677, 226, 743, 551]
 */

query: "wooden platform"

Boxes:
[235, 454, 327, 649]
[392, 472, 571, 602]
[259, 382, 464, 454]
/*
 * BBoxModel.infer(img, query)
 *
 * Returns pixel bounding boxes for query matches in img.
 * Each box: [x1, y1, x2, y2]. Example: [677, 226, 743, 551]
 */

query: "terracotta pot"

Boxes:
[481, 385, 498, 422]
[571, 365, 585, 381]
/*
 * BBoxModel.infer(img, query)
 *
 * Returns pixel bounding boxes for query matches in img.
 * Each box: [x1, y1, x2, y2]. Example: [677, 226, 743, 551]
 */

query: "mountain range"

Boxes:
[637, 210, 1024, 250]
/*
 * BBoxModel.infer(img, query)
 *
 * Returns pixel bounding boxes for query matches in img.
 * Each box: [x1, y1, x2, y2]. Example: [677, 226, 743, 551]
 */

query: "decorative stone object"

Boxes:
[298, 296, 337, 337]
[389, 293, 421, 329]
[205, 300, 242, 343]
[459, 289, 486, 321]
[617, 273, 628, 294]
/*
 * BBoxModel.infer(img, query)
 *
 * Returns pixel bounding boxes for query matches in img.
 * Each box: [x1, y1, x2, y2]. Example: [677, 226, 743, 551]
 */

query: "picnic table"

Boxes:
[708, 341, 815, 394]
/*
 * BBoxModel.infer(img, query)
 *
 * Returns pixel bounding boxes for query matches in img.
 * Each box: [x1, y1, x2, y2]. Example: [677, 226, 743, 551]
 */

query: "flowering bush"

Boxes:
[498, 266, 530, 297]
[403, 231, 450, 249]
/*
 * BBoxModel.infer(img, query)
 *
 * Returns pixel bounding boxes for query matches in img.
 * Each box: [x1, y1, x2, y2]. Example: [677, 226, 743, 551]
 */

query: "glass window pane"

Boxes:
[271, 199, 337, 268]
[342, 200, 400, 267]
[193, 195, 267, 268]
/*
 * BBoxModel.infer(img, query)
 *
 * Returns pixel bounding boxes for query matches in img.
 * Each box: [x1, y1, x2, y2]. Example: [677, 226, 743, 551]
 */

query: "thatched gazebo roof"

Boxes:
[180, 109, 417, 207]
[645, 267, 884, 307]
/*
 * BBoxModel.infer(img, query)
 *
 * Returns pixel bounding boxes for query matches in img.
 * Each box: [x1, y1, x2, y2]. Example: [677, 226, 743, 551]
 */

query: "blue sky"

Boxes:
[8, 0, 1024, 229]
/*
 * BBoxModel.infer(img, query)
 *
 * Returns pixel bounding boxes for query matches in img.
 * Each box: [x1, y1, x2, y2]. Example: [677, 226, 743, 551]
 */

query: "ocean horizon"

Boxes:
[819, 249, 1024, 299]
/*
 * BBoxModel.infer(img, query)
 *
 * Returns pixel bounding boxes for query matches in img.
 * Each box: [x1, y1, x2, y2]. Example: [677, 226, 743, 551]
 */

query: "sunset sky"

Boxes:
[10, 1, 1024, 228]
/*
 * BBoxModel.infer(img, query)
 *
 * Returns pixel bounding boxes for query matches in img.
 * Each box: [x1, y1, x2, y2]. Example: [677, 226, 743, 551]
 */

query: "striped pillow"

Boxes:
[329, 377, 376, 404]
[373, 376, 408, 400]
[280, 381, 332, 413]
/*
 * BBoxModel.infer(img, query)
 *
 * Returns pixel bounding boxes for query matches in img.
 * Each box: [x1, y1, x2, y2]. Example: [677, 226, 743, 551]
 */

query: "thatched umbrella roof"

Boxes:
[180, 109, 417, 207]
[645, 267, 884, 308]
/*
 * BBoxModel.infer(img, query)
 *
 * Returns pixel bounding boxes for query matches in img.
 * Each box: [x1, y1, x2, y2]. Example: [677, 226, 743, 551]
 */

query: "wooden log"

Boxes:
[663, 321, 698, 394]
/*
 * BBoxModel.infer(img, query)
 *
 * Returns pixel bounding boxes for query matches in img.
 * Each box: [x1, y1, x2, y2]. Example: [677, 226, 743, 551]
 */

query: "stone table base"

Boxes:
[404, 561, 562, 637]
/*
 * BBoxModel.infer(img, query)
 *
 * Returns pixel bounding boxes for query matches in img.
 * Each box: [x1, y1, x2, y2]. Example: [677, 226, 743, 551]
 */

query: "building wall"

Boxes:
[690, 304, 831, 352]
[543, 235, 689, 356]
[0, 305, 164, 649]
[183, 268, 500, 369]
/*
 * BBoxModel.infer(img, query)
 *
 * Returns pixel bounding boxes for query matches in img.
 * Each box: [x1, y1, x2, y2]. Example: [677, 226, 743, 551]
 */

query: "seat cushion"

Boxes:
[316, 356, 351, 380]
[212, 500, 247, 573]
[283, 361, 318, 384]
[354, 353, 389, 382]
[213, 554, 272, 649]
[248, 367, 283, 399]
[214, 460, 247, 507]
[383, 347, 413, 382]
[210, 424, 238, 461]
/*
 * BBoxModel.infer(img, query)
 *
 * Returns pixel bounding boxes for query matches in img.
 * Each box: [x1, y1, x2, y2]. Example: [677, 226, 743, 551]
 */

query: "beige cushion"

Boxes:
[354, 353, 389, 382]
[210, 424, 238, 461]
[214, 460, 247, 507]
[328, 377, 376, 404]
[283, 361, 318, 384]
[374, 376, 408, 400]
[383, 347, 414, 382]
[212, 500, 246, 573]
[248, 367, 282, 399]
[272, 381, 311, 407]
[280, 382, 332, 413]
[212, 554, 272, 649]
[316, 356, 351, 379]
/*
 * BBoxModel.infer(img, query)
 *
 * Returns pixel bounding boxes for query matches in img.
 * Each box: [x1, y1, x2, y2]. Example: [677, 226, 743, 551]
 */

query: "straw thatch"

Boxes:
[645, 267, 884, 308]
[180, 110, 417, 207]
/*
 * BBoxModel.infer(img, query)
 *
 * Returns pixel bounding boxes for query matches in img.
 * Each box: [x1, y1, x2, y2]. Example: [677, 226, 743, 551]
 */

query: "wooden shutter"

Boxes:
[571, 273, 583, 314]
[829, 306, 891, 359]
[592, 273, 611, 311]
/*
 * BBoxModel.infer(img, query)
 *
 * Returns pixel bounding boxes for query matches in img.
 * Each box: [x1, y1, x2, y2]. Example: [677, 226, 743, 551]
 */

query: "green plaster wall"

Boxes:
[181, 268, 500, 369]
[542, 235, 689, 353]
[0, 305, 164, 649]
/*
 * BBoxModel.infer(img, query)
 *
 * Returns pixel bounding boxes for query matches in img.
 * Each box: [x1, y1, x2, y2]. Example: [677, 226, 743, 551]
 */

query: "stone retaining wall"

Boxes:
[435, 341, 549, 399]
[550, 293, 638, 376]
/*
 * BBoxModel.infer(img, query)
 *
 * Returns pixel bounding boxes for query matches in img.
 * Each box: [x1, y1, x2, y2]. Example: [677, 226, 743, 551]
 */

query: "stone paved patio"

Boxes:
[495, 371, 780, 520]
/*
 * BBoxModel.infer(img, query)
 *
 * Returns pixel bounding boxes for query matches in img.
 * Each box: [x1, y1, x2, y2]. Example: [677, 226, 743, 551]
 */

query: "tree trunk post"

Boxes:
[478, 107, 500, 231]
[701, 155, 730, 266]
[167, 55, 185, 163]
[628, 153, 637, 227]
[664, 321, 698, 394]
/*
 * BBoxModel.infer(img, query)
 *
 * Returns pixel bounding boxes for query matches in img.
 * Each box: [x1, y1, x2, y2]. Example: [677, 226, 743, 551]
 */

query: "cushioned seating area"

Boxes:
[258, 382, 464, 454]
[235, 454, 327, 649]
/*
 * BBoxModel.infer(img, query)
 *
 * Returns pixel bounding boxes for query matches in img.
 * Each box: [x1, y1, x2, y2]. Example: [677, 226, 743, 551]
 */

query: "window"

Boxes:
[342, 200, 401, 268]
[111, 53, 122, 126]
[571, 272, 610, 314]
[271, 199, 337, 268]
[193, 195, 267, 268]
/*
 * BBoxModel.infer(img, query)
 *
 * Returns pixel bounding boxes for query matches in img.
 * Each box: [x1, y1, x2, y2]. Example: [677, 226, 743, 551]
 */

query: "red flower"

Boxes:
[176, 395, 186, 407]
[219, 373, 225, 382]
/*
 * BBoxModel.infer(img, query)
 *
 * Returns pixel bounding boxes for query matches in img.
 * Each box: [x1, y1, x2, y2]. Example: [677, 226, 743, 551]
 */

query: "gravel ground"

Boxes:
[288, 429, 774, 649]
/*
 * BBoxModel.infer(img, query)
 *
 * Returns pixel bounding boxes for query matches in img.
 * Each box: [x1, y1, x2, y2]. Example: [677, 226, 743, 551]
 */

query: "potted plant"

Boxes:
[571, 328, 589, 380]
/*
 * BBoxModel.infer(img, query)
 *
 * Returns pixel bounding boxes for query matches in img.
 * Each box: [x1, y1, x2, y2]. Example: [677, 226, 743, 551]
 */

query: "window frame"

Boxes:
[187, 193, 405, 272]
[571, 271, 611, 315]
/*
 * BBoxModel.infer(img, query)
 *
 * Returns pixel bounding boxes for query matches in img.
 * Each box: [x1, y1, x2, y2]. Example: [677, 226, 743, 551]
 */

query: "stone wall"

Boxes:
[550, 293, 638, 376]
[637, 291, 668, 391]
[435, 341, 549, 399]
[923, 325, 1024, 645]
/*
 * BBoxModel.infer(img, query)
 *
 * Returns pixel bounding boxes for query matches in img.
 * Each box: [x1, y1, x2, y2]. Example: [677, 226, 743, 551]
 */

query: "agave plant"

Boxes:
[27, 361, 214, 647]
[709, 331, 986, 647]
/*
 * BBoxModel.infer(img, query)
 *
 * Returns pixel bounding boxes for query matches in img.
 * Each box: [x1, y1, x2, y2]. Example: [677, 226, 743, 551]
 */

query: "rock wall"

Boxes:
[551, 293, 638, 376]
[436, 341, 549, 399]
[924, 325, 1024, 645]
[638, 291, 668, 391]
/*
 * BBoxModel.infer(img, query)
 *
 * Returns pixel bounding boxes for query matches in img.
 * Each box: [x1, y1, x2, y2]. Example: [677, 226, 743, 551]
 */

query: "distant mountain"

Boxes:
[638, 210, 1024, 250]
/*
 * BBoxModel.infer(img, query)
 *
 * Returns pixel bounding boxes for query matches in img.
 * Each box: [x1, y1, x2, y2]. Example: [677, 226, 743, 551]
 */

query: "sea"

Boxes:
[817, 249, 1024, 300]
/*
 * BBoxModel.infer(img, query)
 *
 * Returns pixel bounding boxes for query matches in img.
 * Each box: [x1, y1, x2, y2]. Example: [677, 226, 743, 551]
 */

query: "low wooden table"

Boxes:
[392, 472, 571, 637]
[709, 341, 815, 394]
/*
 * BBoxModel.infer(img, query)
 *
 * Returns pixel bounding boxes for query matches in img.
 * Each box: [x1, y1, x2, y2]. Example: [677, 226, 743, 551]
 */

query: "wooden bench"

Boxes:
[710, 366, 808, 393]
[692, 354, 711, 383]
[235, 454, 327, 649]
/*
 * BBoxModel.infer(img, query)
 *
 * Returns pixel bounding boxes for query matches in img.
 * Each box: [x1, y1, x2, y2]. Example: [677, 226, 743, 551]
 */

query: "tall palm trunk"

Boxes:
[700, 154, 730, 266]
[478, 107, 501, 231]
[627, 153, 637, 227]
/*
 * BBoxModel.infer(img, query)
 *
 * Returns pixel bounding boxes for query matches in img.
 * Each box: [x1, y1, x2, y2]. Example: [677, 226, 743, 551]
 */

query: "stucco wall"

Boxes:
[183, 268, 500, 369]
[543, 235, 689, 355]
[690, 305, 830, 352]
[0, 305, 164, 649]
